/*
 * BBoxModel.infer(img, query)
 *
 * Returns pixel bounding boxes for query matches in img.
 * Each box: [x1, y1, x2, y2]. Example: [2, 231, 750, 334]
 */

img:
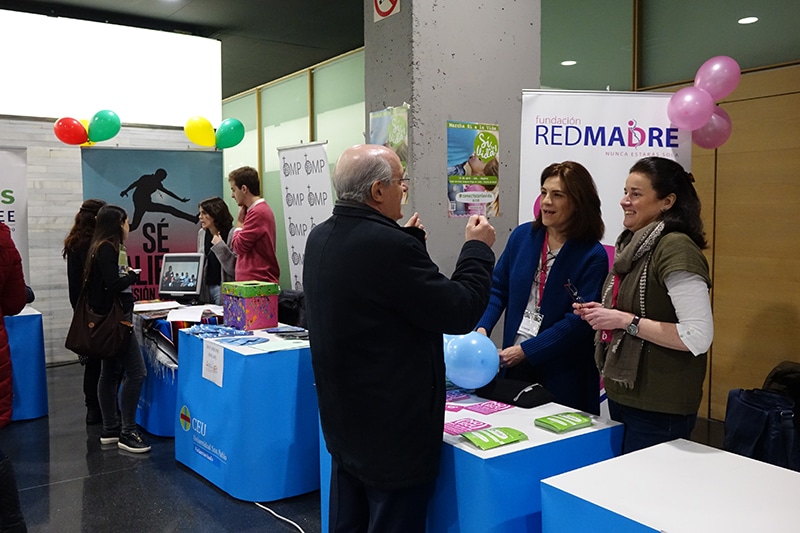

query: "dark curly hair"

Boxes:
[62, 199, 106, 258]
[198, 197, 233, 239]
[629, 157, 707, 249]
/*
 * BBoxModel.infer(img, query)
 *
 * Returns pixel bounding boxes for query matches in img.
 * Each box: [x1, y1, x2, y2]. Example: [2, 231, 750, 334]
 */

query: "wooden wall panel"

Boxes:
[691, 150, 716, 418]
[702, 72, 800, 419]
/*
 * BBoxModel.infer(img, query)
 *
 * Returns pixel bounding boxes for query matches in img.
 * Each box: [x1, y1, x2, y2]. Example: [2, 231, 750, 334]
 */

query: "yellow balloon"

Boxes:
[79, 119, 95, 147]
[184, 116, 216, 147]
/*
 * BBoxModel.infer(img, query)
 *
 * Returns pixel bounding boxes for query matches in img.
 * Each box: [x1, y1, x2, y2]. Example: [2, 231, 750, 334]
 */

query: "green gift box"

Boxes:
[221, 281, 280, 298]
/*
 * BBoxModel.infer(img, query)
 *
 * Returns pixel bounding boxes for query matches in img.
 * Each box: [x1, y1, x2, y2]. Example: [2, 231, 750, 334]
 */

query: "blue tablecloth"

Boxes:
[319, 396, 623, 533]
[135, 316, 178, 437]
[174, 330, 320, 502]
[5, 306, 48, 421]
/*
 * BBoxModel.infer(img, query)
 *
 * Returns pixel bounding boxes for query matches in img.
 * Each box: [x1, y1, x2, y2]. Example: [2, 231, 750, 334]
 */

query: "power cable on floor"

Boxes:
[254, 502, 306, 533]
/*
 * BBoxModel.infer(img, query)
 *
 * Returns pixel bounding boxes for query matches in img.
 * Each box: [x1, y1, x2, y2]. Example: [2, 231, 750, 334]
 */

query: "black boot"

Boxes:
[0, 457, 27, 533]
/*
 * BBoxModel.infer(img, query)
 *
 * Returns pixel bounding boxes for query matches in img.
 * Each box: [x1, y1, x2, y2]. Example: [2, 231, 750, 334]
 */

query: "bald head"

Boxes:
[333, 144, 402, 204]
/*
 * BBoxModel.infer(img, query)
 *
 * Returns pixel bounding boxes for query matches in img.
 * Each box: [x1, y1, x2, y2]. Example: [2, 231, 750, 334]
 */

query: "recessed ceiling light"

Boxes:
[738, 16, 758, 24]
[561, 60, 577, 66]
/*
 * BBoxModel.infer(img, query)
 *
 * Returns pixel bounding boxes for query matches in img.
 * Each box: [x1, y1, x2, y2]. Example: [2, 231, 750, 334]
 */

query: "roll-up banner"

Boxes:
[519, 90, 692, 250]
[276, 142, 333, 290]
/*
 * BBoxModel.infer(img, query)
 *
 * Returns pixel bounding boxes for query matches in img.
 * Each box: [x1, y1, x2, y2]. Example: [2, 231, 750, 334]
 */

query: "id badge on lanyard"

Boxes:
[519, 234, 549, 338]
[519, 309, 544, 337]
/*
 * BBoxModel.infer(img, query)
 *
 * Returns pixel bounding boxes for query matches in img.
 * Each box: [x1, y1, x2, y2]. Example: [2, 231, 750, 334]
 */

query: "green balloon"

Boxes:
[88, 110, 121, 143]
[215, 118, 245, 149]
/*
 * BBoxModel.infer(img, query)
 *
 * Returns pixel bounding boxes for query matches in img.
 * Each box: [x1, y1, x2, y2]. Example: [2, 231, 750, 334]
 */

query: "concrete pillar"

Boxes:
[364, 0, 541, 271]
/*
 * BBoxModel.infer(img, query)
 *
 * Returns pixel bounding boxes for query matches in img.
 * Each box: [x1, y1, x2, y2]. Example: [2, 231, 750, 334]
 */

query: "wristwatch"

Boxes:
[625, 315, 641, 336]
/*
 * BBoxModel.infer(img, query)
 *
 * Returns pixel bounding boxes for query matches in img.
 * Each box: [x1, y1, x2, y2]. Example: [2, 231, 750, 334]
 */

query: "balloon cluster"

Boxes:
[53, 110, 121, 145]
[184, 116, 245, 150]
[667, 56, 740, 150]
[444, 332, 499, 390]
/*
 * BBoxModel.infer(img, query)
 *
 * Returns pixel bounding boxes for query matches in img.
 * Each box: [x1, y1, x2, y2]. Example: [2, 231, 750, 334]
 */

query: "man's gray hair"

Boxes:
[333, 149, 394, 203]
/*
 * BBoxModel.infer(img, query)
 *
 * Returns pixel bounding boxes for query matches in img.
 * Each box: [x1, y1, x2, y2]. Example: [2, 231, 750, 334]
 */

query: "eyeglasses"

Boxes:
[564, 279, 585, 303]
[391, 177, 411, 184]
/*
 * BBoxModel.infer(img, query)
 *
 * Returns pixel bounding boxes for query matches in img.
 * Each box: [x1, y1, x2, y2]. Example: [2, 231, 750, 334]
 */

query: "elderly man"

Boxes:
[304, 144, 496, 532]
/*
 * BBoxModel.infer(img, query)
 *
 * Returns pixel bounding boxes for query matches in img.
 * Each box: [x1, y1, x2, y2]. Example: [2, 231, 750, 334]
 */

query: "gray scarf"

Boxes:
[594, 220, 665, 388]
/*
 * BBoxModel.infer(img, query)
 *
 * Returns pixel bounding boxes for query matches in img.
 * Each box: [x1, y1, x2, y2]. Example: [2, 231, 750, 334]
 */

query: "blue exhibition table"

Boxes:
[5, 306, 48, 421]
[134, 315, 178, 437]
[174, 329, 320, 502]
[319, 394, 623, 533]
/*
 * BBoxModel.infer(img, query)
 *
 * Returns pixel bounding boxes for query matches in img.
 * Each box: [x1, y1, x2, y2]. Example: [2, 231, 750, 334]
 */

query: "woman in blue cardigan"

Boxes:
[477, 161, 608, 414]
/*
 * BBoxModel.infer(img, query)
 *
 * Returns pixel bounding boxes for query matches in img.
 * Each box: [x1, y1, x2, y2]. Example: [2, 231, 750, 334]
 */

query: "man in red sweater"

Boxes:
[228, 166, 280, 283]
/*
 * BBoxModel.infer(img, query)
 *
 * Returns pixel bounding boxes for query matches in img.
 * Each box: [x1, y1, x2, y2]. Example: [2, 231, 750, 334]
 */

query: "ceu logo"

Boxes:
[179, 405, 191, 431]
[179, 405, 208, 436]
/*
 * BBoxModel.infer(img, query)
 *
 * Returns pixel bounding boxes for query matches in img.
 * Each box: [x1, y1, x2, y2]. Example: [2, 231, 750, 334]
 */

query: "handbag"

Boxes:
[723, 388, 800, 471]
[475, 377, 555, 408]
[65, 252, 133, 360]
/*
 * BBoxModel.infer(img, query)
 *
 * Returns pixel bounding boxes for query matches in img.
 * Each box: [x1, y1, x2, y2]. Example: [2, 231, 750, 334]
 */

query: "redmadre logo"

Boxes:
[533, 116, 679, 149]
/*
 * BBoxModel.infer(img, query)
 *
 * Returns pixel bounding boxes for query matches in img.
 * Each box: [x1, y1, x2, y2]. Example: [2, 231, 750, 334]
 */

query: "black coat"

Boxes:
[303, 202, 494, 489]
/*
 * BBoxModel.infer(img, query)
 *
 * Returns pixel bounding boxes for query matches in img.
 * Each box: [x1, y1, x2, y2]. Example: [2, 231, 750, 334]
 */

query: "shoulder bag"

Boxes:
[65, 248, 133, 359]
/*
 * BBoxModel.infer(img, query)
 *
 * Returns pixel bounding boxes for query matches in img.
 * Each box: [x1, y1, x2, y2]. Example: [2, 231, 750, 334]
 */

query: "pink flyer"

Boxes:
[465, 401, 513, 415]
[446, 390, 471, 402]
[443, 418, 491, 435]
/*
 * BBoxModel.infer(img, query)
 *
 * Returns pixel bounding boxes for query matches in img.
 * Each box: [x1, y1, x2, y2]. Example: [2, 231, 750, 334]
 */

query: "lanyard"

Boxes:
[600, 275, 621, 343]
[538, 232, 549, 305]
[610, 274, 620, 308]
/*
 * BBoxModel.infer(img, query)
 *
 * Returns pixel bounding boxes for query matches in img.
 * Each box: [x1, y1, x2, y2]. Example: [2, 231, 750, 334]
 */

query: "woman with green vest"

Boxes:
[574, 157, 713, 453]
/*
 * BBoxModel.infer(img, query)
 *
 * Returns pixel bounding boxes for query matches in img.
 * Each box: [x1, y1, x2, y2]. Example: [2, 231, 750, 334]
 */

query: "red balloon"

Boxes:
[54, 117, 88, 145]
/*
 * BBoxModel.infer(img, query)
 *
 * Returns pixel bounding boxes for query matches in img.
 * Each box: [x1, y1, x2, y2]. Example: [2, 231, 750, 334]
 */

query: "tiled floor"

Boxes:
[1, 361, 725, 532]
[0, 362, 321, 533]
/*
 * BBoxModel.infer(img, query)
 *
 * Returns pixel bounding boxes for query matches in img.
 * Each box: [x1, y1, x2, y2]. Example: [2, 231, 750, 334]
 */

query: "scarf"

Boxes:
[594, 220, 665, 388]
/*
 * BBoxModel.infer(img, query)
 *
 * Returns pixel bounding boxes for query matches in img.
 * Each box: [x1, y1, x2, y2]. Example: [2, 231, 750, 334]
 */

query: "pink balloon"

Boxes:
[667, 87, 715, 131]
[694, 56, 741, 101]
[692, 106, 732, 149]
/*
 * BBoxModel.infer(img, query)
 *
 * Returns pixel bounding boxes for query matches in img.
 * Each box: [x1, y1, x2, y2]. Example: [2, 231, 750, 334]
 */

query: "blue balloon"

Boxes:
[444, 332, 499, 389]
[443, 334, 456, 353]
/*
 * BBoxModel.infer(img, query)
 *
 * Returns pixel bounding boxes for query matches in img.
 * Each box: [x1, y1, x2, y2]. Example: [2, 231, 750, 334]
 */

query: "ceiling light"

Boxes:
[561, 60, 577, 66]
[738, 16, 758, 24]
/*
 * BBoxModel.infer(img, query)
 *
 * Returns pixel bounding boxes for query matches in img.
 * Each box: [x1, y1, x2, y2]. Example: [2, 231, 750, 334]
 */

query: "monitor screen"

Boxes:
[158, 253, 204, 301]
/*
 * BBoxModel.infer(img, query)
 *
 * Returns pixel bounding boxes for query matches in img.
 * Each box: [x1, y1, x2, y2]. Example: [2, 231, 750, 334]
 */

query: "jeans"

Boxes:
[208, 285, 221, 306]
[609, 399, 697, 454]
[98, 313, 147, 434]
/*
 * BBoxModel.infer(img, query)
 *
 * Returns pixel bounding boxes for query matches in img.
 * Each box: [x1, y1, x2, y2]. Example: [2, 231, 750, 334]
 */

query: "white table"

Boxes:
[541, 439, 800, 532]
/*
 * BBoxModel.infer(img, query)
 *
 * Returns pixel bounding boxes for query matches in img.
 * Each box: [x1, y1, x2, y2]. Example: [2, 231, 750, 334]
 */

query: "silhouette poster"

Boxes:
[81, 148, 222, 301]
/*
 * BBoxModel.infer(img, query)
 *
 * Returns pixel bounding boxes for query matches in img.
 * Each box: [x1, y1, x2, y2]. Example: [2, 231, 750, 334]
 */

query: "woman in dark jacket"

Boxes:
[63, 199, 106, 424]
[196, 196, 236, 304]
[86, 205, 150, 453]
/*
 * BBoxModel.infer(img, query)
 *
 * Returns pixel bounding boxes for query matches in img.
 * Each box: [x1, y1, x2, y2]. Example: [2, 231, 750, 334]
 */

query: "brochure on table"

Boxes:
[444, 394, 619, 459]
[199, 328, 310, 387]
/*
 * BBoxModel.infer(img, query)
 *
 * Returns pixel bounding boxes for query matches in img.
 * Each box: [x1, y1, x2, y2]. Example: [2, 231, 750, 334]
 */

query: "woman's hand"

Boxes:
[574, 301, 629, 331]
[498, 345, 525, 368]
[211, 233, 223, 245]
